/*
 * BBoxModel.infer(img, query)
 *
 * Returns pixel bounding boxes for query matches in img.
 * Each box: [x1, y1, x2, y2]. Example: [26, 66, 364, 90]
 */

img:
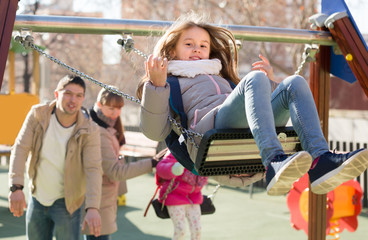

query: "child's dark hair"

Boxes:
[56, 75, 86, 93]
[136, 12, 240, 99]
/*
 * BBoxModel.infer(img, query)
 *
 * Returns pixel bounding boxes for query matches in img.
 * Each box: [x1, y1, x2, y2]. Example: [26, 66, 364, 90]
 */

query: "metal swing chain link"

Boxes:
[168, 117, 203, 147]
[117, 36, 149, 60]
[15, 34, 203, 148]
[15, 35, 141, 105]
[294, 44, 319, 76]
[207, 184, 221, 201]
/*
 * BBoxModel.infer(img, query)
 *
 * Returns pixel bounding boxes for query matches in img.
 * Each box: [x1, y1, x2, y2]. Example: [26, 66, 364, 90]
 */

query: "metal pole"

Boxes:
[14, 15, 335, 46]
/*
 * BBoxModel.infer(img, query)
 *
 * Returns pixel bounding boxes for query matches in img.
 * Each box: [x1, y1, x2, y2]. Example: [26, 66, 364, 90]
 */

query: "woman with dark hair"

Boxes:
[83, 86, 158, 240]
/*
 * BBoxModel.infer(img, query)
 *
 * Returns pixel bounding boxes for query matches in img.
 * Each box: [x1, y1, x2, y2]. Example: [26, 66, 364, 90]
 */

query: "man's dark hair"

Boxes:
[55, 75, 86, 93]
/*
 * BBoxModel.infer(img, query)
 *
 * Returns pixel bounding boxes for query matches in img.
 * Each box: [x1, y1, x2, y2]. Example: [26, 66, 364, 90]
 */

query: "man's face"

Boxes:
[55, 83, 85, 116]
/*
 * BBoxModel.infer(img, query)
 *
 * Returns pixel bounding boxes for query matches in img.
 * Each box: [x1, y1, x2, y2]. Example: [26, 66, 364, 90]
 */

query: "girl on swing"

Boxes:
[137, 12, 368, 196]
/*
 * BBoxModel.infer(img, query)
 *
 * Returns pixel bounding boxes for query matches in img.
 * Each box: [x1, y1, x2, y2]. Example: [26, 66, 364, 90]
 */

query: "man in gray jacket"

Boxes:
[8, 75, 103, 240]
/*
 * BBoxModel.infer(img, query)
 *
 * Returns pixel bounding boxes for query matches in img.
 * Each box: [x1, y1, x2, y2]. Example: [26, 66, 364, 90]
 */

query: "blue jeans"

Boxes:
[26, 197, 82, 240]
[215, 71, 329, 166]
[85, 235, 111, 240]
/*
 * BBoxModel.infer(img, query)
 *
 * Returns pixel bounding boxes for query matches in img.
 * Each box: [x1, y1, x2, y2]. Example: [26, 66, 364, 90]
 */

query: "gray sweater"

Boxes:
[140, 74, 264, 187]
[140, 74, 232, 140]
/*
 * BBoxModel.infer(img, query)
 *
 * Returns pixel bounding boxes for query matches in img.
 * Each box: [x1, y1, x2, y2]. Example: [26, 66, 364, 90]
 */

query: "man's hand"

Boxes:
[8, 190, 27, 217]
[81, 208, 101, 237]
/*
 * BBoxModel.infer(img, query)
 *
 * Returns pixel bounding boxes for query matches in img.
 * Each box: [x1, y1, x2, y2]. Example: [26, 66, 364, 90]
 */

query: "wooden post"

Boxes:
[0, 0, 19, 90]
[308, 43, 331, 239]
[326, 14, 368, 97]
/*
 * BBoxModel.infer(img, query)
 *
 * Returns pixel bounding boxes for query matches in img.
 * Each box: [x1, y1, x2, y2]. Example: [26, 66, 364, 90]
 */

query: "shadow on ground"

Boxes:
[0, 205, 26, 239]
[112, 205, 170, 240]
[0, 202, 170, 240]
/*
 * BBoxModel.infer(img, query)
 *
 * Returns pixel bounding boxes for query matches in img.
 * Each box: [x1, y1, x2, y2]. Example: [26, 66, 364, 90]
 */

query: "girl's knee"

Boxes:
[280, 75, 312, 98]
[284, 75, 308, 88]
[240, 71, 270, 88]
[244, 71, 269, 82]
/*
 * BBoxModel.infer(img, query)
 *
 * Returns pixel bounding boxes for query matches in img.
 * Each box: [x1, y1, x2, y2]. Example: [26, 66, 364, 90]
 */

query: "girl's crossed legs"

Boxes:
[215, 71, 328, 164]
[215, 71, 368, 195]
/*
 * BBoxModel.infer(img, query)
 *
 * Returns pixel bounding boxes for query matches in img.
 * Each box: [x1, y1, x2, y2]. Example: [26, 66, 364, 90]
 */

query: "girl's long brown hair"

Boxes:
[97, 87, 126, 146]
[136, 12, 240, 99]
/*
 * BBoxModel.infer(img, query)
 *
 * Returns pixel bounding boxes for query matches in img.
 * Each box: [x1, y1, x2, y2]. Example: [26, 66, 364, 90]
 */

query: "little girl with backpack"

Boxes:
[155, 151, 208, 240]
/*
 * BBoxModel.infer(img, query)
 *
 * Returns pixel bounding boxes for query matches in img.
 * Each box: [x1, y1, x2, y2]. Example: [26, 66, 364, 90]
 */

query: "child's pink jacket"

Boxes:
[156, 153, 208, 206]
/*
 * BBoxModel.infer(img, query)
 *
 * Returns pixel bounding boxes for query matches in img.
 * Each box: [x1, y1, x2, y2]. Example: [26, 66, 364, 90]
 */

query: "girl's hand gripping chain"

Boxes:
[251, 54, 275, 82]
[146, 55, 168, 87]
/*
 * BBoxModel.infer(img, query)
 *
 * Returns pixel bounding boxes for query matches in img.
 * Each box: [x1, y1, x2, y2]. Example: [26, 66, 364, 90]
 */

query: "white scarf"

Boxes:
[167, 59, 222, 78]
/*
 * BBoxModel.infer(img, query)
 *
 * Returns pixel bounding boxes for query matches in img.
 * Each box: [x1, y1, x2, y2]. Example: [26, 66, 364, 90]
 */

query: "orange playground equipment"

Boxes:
[287, 174, 363, 239]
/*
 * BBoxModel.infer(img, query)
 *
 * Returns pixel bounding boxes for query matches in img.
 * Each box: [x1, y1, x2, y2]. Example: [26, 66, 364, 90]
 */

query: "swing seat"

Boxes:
[195, 127, 302, 176]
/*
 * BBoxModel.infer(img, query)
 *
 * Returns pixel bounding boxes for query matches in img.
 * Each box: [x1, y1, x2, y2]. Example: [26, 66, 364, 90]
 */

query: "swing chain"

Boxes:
[14, 34, 142, 105]
[207, 184, 221, 201]
[117, 35, 149, 59]
[168, 117, 203, 148]
[14, 34, 202, 148]
[294, 44, 319, 76]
